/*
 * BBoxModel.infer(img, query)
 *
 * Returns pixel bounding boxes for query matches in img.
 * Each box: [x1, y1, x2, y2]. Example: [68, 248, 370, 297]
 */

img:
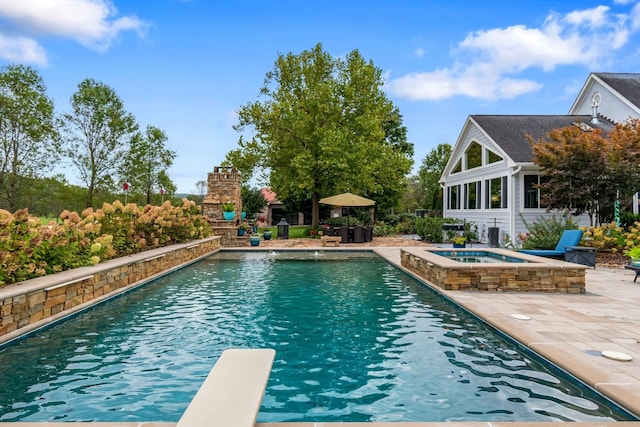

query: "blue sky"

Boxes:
[2, 0, 640, 193]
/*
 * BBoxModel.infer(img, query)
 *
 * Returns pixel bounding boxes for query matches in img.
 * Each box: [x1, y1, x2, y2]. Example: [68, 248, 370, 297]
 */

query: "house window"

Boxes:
[524, 174, 547, 208]
[448, 185, 460, 210]
[487, 149, 503, 164]
[485, 176, 507, 209]
[524, 175, 539, 208]
[465, 142, 482, 170]
[452, 159, 462, 173]
[464, 181, 480, 209]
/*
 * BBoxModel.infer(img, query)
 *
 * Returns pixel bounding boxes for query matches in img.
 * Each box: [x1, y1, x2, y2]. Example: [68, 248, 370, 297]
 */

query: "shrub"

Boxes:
[583, 221, 635, 253]
[396, 214, 417, 234]
[372, 221, 397, 237]
[621, 212, 640, 231]
[519, 214, 579, 249]
[0, 199, 212, 286]
[325, 216, 353, 227]
[414, 217, 464, 243]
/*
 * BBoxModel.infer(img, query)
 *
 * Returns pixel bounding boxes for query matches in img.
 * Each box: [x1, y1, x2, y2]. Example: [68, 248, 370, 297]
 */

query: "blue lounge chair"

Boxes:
[520, 229, 584, 258]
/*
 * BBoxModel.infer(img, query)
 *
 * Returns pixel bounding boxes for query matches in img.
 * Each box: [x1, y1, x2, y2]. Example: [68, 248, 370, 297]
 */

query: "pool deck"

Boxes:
[3, 239, 640, 427]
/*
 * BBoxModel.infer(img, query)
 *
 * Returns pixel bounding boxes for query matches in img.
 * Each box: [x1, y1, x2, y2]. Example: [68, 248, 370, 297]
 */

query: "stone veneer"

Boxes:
[400, 248, 586, 293]
[0, 236, 221, 343]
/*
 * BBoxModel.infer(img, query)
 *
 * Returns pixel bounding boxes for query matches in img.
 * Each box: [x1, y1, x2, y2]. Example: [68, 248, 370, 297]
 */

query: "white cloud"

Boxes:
[564, 5, 610, 27]
[0, 0, 147, 64]
[0, 34, 47, 65]
[388, 4, 637, 101]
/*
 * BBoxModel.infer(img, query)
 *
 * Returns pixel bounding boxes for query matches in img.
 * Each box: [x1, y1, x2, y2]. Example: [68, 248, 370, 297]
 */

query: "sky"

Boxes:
[2, 0, 640, 194]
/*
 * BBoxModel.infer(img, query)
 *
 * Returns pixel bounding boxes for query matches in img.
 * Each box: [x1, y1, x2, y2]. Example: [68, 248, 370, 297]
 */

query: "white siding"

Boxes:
[570, 80, 640, 124]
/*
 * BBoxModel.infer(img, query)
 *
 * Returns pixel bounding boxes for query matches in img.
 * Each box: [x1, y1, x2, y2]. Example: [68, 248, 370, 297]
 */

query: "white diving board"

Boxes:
[176, 348, 275, 427]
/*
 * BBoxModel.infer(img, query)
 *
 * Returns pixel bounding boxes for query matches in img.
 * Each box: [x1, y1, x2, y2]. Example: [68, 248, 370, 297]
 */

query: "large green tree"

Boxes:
[121, 125, 176, 205]
[418, 143, 451, 212]
[227, 43, 413, 226]
[61, 78, 138, 208]
[0, 64, 59, 211]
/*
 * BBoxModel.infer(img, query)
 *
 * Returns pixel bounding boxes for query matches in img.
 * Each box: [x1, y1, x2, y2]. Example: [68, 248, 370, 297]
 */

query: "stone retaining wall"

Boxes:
[401, 249, 586, 293]
[0, 236, 221, 343]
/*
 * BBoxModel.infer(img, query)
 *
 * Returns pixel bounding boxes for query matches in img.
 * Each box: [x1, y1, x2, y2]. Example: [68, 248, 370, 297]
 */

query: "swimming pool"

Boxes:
[0, 251, 633, 422]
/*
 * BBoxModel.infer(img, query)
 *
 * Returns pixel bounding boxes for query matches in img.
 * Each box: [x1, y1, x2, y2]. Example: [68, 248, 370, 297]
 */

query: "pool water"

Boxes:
[431, 250, 529, 263]
[0, 251, 633, 422]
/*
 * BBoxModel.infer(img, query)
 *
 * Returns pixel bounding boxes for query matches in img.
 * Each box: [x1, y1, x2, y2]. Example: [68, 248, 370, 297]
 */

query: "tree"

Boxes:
[193, 179, 207, 207]
[607, 118, 640, 202]
[418, 143, 452, 213]
[61, 78, 138, 208]
[121, 125, 176, 205]
[241, 186, 268, 218]
[227, 43, 413, 226]
[0, 64, 59, 211]
[530, 121, 640, 225]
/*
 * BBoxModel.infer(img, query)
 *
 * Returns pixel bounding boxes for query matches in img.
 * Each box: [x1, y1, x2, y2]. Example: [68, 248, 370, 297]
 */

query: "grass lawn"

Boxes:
[257, 225, 314, 239]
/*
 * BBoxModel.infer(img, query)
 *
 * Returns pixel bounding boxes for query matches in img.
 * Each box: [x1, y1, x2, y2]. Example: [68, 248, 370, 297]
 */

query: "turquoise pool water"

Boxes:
[0, 251, 634, 422]
[430, 250, 529, 263]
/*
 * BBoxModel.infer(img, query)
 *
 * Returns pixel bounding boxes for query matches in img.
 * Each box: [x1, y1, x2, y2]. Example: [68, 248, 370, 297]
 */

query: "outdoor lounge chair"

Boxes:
[519, 229, 584, 258]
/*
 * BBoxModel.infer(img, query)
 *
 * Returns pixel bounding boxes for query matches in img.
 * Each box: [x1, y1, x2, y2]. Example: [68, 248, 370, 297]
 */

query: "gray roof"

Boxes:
[470, 115, 615, 163]
[595, 72, 640, 110]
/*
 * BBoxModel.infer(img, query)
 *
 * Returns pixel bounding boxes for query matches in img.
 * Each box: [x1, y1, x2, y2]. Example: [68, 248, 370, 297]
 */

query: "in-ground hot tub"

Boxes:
[401, 247, 586, 293]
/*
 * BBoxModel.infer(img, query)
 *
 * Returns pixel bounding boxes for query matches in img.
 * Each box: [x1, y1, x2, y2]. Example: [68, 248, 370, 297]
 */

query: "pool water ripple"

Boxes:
[0, 251, 633, 422]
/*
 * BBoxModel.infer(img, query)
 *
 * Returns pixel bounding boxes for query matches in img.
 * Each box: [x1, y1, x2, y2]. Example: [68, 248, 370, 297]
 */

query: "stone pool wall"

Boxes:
[400, 248, 586, 293]
[0, 236, 221, 343]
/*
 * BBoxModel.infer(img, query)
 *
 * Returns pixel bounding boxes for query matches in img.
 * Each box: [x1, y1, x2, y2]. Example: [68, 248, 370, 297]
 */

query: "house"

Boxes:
[440, 72, 640, 245]
[259, 188, 306, 226]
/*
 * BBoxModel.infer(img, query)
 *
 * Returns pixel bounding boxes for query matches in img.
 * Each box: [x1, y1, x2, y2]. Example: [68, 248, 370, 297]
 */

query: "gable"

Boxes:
[441, 118, 509, 181]
[569, 72, 640, 122]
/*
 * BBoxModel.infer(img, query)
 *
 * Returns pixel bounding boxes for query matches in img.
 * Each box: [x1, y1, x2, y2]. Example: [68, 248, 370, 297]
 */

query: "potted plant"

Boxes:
[263, 229, 272, 240]
[222, 202, 235, 221]
[250, 233, 261, 246]
[237, 223, 251, 236]
[452, 235, 467, 248]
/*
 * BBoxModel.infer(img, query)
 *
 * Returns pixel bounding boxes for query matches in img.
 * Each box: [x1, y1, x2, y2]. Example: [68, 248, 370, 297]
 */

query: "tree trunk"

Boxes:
[312, 192, 320, 227]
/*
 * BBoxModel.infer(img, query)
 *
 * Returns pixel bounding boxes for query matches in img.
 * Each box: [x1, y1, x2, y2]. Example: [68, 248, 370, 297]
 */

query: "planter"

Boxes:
[250, 236, 260, 246]
[241, 212, 246, 220]
[453, 243, 466, 248]
[237, 228, 245, 236]
[223, 211, 235, 221]
[263, 231, 272, 240]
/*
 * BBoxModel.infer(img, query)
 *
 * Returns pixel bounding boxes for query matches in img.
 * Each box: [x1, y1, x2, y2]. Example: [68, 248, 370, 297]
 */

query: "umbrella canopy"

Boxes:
[319, 192, 375, 207]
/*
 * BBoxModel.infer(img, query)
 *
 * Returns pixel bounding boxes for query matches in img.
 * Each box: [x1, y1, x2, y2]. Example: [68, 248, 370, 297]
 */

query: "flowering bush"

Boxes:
[580, 222, 627, 253]
[518, 214, 579, 249]
[0, 199, 212, 286]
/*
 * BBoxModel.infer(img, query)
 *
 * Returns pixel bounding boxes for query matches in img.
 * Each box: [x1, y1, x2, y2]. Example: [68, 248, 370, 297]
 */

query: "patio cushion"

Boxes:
[520, 229, 583, 257]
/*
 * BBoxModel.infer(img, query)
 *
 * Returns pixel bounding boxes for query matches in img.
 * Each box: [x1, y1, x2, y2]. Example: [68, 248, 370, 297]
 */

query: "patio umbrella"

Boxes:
[319, 192, 375, 225]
